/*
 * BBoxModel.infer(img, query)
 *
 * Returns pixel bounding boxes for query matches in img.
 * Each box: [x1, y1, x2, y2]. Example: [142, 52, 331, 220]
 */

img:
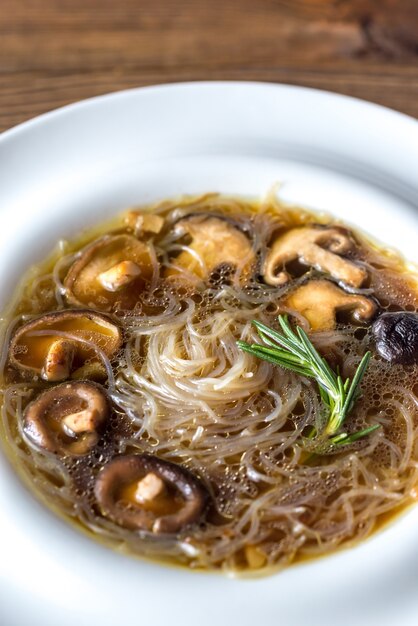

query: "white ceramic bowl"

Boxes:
[0, 82, 418, 626]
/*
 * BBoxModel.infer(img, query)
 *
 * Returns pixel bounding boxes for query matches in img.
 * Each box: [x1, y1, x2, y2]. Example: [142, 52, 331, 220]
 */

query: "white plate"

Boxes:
[0, 82, 418, 626]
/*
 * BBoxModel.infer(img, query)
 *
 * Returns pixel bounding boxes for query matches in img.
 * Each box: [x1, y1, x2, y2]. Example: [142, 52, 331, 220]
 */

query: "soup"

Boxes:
[1, 193, 418, 574]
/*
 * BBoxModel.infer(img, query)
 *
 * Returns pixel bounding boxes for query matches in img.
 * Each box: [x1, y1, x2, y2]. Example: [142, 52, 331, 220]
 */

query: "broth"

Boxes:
[1, 192, 418, 575]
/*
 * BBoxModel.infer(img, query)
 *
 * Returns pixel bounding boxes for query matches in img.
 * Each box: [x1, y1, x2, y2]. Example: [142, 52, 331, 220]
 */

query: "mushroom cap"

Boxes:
[95, 454, 209, 534]
[372, 311, 418, 364]
[165, 214, 255, 285]
[64, 234, 154, 311]
[285, 280, 377, 331]
[23, 380, 110, 455]
[9, 309, 122, 380]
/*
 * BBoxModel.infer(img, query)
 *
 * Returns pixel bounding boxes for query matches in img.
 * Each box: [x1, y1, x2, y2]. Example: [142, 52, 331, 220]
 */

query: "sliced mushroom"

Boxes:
[263, 225, 367, 288]
[372, 312, 418, 364]
[95, 454, 209, 534]
[285, 280, 377, 331]
[64, 235, 154, 311]
[9, 309, 122, 381]
[165, 214, 255, 284]
[23, 381, 110, 455]
[125, 211, 164, 236]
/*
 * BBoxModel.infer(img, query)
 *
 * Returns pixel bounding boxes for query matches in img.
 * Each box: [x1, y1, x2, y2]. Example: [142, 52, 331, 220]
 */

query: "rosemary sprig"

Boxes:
[237, 315, 380, 449]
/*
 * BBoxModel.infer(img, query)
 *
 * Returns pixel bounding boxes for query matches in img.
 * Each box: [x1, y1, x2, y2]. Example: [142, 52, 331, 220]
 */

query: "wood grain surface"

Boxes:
[1, 0, 417, 132]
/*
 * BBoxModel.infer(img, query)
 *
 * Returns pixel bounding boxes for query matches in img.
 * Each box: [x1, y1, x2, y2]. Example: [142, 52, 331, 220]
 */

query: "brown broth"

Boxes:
[1, 193, 418, 575]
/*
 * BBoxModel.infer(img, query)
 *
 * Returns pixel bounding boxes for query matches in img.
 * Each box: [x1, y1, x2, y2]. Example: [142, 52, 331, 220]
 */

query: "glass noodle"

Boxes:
[1, 192, 418, 574]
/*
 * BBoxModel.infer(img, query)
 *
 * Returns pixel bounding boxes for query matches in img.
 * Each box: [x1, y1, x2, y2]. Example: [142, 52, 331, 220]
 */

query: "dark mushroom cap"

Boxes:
[372, 311, 418, 364]
[64, 234, 154, 311]
[23, 380, 110, 455]
[95, 454, 209, 534]
[9, 309, 122, 381]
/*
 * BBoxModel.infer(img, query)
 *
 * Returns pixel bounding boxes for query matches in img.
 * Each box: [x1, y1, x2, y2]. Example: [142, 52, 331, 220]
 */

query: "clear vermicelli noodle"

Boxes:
[1, 192, 418, 574]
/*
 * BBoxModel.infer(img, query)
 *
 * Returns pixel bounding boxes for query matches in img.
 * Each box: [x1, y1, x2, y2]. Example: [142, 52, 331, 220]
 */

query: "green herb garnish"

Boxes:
[237, 315, 380, 450]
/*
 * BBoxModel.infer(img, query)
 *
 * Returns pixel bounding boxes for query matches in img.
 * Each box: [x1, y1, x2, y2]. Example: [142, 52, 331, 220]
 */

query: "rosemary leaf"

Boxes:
[238, 315, 380, 451]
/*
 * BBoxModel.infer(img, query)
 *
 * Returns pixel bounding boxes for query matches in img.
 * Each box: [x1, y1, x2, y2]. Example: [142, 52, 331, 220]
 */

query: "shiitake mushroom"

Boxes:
[23, 381, 110, 456]
[94, 454, 209, 535]
[263, 225, 367, 288]
[9, 309, 121, 382]
[165, 214, 256, 285]
[285, 279, 377, 331]
[372, 311, 418, 364]
[64, 234, 154, 311]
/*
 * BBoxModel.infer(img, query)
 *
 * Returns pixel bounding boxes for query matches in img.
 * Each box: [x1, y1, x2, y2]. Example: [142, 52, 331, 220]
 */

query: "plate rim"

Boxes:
[1, 80, 417, 142]
[1, 80, 418, 626]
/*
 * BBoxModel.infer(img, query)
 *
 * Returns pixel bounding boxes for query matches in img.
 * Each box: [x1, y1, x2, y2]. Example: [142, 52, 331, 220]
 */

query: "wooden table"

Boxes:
[1, 0, 417, 133]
